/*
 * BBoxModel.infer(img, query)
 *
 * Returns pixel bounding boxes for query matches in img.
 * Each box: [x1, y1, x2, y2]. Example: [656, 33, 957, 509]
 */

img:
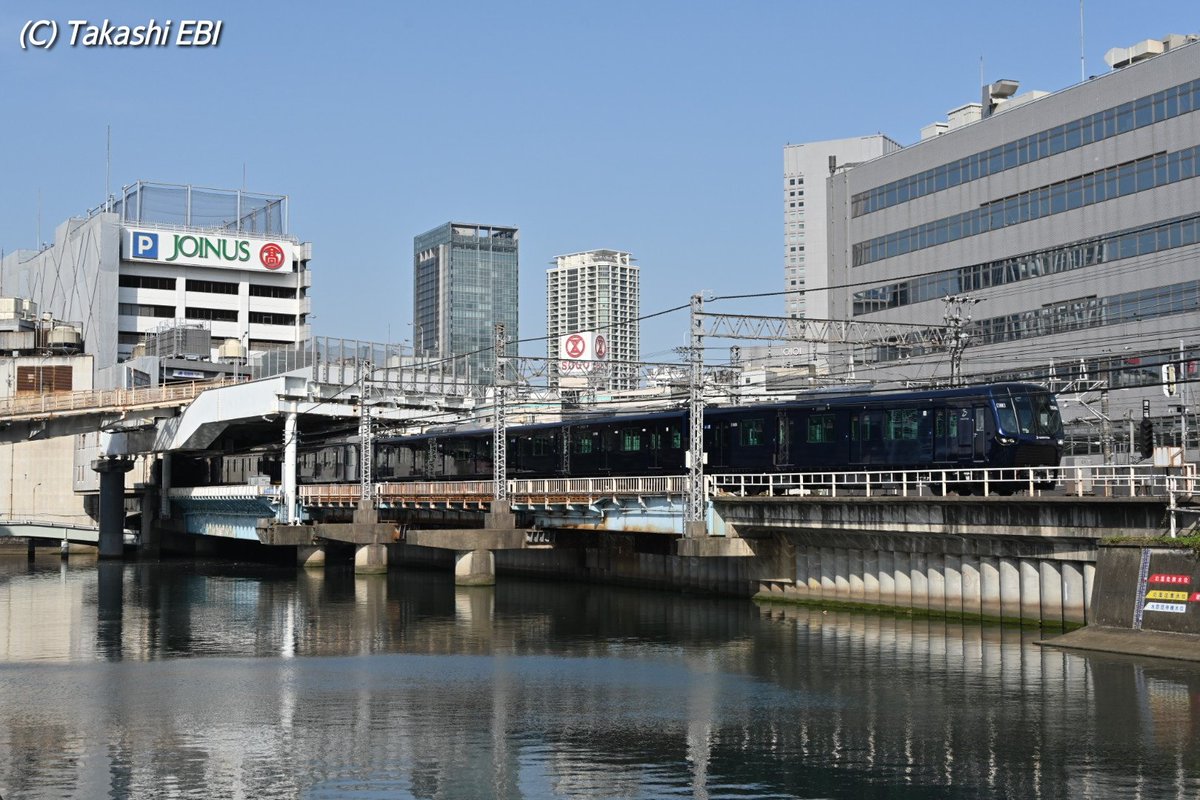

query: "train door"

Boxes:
[933, 410, 955, 462]
[849, 412, 863, 464]
[956, 407, 974, 462]
[974, 407, 988, 462]
[774, 411, 791, 469]
[706, 420, 731, 469]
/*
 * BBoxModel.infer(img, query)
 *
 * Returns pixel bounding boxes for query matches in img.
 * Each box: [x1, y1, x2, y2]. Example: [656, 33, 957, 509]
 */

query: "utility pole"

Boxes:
[686, 294, 706, 536]
[359, 362, 373, 504]
[493, 323, 508, 503]
[729, 345, 741, 405]
[943, 295, 980, 387]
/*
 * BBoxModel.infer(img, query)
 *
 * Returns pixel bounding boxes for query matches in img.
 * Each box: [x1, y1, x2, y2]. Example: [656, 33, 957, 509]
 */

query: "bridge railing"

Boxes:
[708, 463, 1198, 499]
[0, 379, 238, 419]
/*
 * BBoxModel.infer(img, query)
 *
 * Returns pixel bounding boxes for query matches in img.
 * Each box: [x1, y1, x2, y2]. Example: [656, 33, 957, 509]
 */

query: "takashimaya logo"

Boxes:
[259, 242, 286, 270]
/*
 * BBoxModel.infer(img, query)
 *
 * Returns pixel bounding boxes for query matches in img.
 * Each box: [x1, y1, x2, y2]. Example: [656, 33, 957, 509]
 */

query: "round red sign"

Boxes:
[564, 334, 586, 359]
[594, 335, 607, 359]
[259, 242, 286, 270]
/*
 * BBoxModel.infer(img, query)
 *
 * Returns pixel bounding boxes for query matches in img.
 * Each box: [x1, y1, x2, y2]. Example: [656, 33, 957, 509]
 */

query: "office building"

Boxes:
[413, 223, 519, 386]
[0, 181, 312, 383]
[546, 249, 640, 391]
[826, 34, 1200, 433]
[783, 135, 899, 320]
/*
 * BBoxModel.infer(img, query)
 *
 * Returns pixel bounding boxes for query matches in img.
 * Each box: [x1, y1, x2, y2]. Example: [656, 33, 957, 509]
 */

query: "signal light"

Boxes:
[1137, 418, 1154, 459]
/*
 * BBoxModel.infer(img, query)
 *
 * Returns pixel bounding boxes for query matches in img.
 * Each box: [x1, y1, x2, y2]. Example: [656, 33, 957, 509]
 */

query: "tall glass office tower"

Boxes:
[413, 222, 519, 386]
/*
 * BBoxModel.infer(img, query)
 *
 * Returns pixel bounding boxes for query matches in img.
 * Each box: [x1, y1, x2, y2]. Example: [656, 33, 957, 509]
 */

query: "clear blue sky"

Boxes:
[1, 1, 1195, 361]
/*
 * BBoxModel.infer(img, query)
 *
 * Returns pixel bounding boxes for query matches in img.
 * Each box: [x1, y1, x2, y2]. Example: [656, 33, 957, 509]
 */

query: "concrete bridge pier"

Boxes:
[93, 457, 135, 560]
[454, 549, 496, 586]
[139, 487, 160, 559]
[354, 543, 388, 574]
[298, 546, 326, 569]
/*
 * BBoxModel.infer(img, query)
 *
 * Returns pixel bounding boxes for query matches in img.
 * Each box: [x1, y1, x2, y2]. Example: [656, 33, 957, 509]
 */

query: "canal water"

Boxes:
[0, 556, 1197, 799]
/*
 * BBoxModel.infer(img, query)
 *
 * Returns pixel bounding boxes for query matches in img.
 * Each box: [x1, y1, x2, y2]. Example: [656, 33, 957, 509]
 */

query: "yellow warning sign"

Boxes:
[1145, 590, 1190, 601]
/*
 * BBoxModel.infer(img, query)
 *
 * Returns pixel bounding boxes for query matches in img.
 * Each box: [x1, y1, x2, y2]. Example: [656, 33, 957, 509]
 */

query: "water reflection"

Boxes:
[0, 557, 1196, 798]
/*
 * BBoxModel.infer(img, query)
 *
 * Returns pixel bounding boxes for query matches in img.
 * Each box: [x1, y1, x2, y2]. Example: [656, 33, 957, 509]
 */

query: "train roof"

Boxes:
[376, 382, 1053, 444]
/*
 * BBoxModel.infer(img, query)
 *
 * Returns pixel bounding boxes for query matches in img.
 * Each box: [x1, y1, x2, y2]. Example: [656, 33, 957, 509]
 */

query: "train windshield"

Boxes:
[1007, 390, 1061, 437]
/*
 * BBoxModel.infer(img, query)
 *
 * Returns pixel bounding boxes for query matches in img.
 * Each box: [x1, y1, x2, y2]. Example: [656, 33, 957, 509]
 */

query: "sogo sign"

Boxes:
[123, 228, 291, 271]
[559, 332, 608, 375]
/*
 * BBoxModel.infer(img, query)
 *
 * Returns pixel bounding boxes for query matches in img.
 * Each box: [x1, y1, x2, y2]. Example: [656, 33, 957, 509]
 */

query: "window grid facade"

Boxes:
[546, 250, 640, 391]
[413, 223, 519, 386]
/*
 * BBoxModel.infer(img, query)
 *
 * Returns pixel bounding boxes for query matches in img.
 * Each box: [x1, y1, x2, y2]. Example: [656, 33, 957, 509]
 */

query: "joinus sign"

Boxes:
[122, 228, 292, 271]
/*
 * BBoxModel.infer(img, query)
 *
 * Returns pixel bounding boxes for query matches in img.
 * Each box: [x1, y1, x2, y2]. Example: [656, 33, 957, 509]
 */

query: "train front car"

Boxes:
[986, 383, 1064, 469]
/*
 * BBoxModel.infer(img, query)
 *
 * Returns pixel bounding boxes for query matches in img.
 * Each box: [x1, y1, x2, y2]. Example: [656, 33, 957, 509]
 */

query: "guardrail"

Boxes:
[0, 379, 238, 419]
[708, 464, 1198, 499]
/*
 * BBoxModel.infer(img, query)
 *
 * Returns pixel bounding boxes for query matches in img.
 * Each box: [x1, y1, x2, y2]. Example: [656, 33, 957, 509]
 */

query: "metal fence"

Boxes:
[0, 379, 238, 420]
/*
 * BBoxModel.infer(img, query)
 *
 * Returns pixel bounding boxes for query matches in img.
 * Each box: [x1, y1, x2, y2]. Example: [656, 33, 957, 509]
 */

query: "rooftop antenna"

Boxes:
[1079, 0, 1086, 82]
[36, 189, 42, 249]
[242, 162, 247, 192]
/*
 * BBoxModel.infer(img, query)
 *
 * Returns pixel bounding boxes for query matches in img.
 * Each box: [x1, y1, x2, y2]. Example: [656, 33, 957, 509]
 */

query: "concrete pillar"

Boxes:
[159, 453, 172, 519]
[455, 549, 495, 586]
[818, 547, 836, 599]
[848, 549, 865, 601]
[1083, 562, 1096, 624]
[1040, 560, 1064, 626]
[893, 550, 912, 609]
[804, 548, 821, 595]
[877, 550, 895, 607]
[283, 409, 298, 525]
[980, 557, 1002, 619]
[926, 552, 946, 614]
[1062, 561, 1086, 626]
[297, 546, 326, 569]
[139, 487, 160, 559]
[998, 557, 1020, 621]
[1019, 559, 1041, 622]
[910, 552, 929, 610]
[93, 457, 134, 560]
[961, 555, 982, 620]
[354, 543, 387, 574]
[793, 544, 811, 596]
[26, 538, 35, 560]
[944, 554, 963, 618]
[862, 550, 880, 605]
[834, 548, 851, 600]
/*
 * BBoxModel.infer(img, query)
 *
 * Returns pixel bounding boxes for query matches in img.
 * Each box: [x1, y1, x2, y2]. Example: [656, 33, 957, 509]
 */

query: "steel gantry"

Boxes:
[683, 301, 957, 536]
[493, 323, 508, 502]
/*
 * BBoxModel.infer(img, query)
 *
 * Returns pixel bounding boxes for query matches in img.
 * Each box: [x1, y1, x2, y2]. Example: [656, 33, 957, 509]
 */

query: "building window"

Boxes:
[119, 275, 176, 290]
[249, 311, 296, 326]
[249, 284, 298, 299]
[186, 307, 238, 322]
[118, 303, 174, 318]
[853, 76, 1200, 216]
[186, 279, 238, 295]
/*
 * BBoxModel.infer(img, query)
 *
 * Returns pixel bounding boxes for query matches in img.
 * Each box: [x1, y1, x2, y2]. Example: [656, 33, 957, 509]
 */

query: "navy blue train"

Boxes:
[369, 382, 1063, 484]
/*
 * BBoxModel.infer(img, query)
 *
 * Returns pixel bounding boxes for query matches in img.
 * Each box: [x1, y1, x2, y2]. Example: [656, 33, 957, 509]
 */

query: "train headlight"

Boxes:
[997, 436, 1016, 445]
[1056, 439, 1064, 446]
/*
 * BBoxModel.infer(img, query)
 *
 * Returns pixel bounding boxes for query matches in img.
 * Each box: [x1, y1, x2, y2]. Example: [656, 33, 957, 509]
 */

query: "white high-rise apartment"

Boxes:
[546, 249, 640, 391]
[783, 135, 900, 320]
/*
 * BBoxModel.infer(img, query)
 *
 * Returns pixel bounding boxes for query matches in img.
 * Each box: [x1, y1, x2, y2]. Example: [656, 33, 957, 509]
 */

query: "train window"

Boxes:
[995, 401, 1018, 433]
[622, 430, 642, 451]
[885, 409, 919, 440]
[576, 436, 594, 455]
[850, 417, 858, 441]
[807, 414, 835, 443]
[740, 419, 764, 446]
[532, 436, 550, 456]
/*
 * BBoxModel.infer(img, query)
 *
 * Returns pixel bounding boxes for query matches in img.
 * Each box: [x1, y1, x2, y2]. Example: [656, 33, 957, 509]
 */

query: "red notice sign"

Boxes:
[1148, 574, 1192, 585]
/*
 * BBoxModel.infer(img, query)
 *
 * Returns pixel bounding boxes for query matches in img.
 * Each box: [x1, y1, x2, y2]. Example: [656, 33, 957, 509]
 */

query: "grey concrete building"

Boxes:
[783, 135, 899, 320]
[826, 35, 1200, 444]
[0, 181, 312, 385]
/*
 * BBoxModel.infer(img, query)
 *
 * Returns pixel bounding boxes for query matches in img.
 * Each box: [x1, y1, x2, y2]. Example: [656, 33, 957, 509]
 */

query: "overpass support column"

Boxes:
[298, 546, 326, 569]
[283, 407, 298, 525]
[92, 457, 135, 560]
[140, 486, 160, 559]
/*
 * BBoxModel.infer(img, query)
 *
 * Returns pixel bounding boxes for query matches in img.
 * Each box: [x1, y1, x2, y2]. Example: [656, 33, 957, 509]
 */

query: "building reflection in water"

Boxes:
[0, 557, 1196, 798]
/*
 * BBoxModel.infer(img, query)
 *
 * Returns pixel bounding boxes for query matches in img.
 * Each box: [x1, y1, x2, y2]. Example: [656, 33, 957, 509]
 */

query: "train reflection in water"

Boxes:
[0, 559, 1196, 799]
